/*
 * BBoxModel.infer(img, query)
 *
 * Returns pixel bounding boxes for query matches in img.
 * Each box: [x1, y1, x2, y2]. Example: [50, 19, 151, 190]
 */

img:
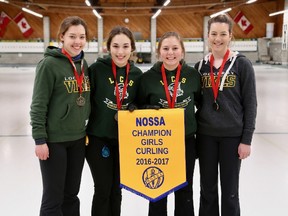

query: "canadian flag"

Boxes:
[233, 11, 253, 34]
[0, 11, 12, 37]
[13, 12, 33, 38]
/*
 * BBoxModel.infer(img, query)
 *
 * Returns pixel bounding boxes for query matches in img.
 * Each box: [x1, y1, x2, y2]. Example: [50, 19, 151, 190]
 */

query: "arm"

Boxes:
[238, 57, 257, 145]
[30, 59, 55, 158]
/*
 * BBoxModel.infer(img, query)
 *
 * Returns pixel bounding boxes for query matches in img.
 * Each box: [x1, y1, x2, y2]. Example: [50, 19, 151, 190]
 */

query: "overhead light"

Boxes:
[22, 7, 43, 18]
[85, 0, 91, 7]
[0, 0, 9, 3]
[163, 0, 170, 6]
[246, 0, 257, 3]
[152, 9, 161, 19]
[210, 8, 231, 18]
[269, 9, 288, 17]
[93, 9, 102, 19]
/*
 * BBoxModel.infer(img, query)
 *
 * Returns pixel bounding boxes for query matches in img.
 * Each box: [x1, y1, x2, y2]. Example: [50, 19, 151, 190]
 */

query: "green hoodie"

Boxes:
[137, 61, 201, 137]
[30, 46, 91, 143]
[86, 55, 142, 139]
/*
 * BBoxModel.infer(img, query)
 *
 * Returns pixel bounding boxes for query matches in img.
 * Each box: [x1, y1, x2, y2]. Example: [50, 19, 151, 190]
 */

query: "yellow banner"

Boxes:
[118, 108, 186, 202]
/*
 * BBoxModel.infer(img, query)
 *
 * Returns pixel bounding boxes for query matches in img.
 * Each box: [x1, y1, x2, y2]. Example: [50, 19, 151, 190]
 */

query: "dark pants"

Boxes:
[85, 136, 121, 216]
[197, 134, 241, 216]
[39, 137, 86, 216]
[148, 136, 196, 216]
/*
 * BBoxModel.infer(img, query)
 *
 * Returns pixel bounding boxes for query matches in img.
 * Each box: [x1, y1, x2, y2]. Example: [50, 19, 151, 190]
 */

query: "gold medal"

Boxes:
[76, 95, 85, 106]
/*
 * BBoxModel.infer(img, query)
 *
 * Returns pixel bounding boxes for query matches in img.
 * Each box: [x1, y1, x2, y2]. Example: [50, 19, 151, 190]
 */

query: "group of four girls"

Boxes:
[30, 14, 257, 216]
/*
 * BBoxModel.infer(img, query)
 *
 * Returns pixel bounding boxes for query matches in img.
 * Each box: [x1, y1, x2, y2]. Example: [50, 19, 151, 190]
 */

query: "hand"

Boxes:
[127, 103, 137, 112]
[238, 143, 251, 159]
[35, 144, 49, 160]
[143, 105, 161, 110]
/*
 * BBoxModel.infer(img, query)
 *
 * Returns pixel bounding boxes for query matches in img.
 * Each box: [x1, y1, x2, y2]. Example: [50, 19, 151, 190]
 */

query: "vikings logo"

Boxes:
[168, 82, 183, 98]
[114, 83, 129, 99]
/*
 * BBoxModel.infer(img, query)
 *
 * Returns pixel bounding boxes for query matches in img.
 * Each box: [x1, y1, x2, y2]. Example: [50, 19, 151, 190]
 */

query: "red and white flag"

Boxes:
[13, 12, 33, 38]
[0, 11, 12, 37]
[233, 11, 253, 34]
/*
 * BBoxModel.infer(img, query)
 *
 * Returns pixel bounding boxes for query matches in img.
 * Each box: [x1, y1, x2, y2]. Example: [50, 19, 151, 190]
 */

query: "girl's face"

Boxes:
[60, 25, 86, 57]
[159, 36, 184, 71]
[208, 22, 232, 54]
[109, 33, 132, 67]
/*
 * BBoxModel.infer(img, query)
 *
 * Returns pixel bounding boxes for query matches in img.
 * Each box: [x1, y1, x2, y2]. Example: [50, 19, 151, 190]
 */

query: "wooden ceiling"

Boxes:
[6, 0, 277, 17]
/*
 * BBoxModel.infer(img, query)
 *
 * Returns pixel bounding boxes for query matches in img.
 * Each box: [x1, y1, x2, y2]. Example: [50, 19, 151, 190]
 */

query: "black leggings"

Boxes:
[85, 136, 121, 216]
[148, 136, 197, 216]
[39, 137, 86, 216]
[197, 134, 241, 216]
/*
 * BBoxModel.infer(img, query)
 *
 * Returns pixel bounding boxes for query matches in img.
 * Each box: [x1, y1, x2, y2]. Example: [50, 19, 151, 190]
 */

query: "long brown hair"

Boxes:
[106, 26, 136, 52]
[58, 16, 89, 43]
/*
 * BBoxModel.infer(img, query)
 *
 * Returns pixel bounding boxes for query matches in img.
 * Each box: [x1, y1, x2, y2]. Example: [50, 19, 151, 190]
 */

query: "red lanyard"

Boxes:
[112, 60, 130, 110]
[62, 49, 84, 95]
[209, 50, 230, 102]
[161, 63, 181, 108]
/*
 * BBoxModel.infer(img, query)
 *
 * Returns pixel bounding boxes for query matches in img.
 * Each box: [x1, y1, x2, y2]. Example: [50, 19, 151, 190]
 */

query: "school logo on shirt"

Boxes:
[201, 74, 236, 88]
[114, 83, 129, 100]
[201, 69, 236, 89]
[159, 83, 191, 108]
[104, 77, 132, 110]
[64, 76, 90, 93]
[168, 82, 183, 97]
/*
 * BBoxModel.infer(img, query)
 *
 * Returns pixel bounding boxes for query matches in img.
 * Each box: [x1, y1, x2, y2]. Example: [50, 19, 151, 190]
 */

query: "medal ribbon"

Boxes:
[161, 63, 182, 108]
[62, 49, 84, 95]
[112, 60, 130, 110]
[209, 49, 230, 102]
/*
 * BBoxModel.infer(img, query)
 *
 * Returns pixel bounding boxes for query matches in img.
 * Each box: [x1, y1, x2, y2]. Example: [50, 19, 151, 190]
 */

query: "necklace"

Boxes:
[161, 63, 182, 108]
[209, 49, 230, 111]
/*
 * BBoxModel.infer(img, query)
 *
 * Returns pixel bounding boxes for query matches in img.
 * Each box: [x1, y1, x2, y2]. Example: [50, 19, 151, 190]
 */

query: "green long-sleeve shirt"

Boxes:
[30, 46, 91, 143]
[86, 55, 142, 139]
[137, 61, 201, 137]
